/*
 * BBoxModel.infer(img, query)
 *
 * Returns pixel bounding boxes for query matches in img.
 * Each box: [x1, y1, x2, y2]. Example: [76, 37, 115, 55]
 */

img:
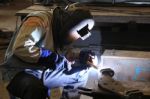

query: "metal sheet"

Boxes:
[101, 50, 150, 81]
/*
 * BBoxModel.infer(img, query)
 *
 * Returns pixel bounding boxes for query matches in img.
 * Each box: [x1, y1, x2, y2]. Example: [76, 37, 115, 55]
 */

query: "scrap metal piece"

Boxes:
[78, 68, 149, 99]
[78, 87, 123, 99]
[98, 68, 145, 98]
[100, 68, 115, 77]
[98, 73, 126, 95]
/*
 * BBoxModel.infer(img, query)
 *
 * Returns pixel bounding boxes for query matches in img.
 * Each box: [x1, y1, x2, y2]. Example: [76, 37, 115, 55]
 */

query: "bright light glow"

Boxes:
[71, 19, 95, 32]
[31, 28, 42, 42]
[24, 28, 42, 57]
[69, 19, 95, 38]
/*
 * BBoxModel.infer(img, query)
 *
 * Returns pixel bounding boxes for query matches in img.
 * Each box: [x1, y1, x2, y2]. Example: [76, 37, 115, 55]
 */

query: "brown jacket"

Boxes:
[5, 11, 55, 66]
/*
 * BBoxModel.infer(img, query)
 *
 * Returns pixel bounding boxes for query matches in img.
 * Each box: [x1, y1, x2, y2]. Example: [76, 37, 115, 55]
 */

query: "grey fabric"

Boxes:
[7, 71, 48, 99]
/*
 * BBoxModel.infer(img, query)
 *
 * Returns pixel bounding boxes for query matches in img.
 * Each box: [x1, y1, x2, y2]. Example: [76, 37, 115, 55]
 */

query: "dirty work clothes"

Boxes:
[5, 11, 54, 67]
[7, 61, 89, 99]
[7, 71, 48, 99]
[25, 57, 89, 96]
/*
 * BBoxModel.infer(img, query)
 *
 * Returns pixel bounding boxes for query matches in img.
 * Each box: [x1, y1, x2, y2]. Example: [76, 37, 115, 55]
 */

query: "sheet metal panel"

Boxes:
[101, 50, 150, 81]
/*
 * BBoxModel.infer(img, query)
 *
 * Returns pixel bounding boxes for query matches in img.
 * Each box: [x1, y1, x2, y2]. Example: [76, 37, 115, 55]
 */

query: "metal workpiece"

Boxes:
[98, 68, 125, 96]
[78, 68, 150, 99]
[101, 50, 150, 82]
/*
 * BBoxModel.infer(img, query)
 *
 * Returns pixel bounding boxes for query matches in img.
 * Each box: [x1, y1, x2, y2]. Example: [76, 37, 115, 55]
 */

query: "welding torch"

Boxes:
[65, 48, 99, 69]
[86, 54, 98, 69]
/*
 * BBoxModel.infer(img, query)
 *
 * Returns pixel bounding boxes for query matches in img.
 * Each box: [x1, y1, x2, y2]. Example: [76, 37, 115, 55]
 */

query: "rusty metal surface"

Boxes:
[98, 73, 150, 96]
[98, 75, 126, 94]
[122, 81, 150, 95]
[79, 68, 150, 99]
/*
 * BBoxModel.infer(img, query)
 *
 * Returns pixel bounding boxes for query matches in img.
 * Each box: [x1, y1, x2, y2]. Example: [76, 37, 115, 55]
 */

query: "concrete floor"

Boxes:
[0, 0, 32, 31]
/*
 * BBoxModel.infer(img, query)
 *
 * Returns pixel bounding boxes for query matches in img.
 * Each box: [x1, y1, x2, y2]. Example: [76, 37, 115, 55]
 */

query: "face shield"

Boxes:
[69, 19, 95, 40]
[52, 8, 95, 49]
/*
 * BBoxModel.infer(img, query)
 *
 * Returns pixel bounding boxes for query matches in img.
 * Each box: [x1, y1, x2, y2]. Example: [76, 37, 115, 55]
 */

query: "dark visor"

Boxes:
[77, 24, 90, 37]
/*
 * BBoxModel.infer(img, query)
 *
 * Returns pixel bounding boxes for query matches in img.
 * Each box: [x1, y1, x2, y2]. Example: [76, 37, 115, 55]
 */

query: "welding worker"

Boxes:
[6, 7, 95, 99]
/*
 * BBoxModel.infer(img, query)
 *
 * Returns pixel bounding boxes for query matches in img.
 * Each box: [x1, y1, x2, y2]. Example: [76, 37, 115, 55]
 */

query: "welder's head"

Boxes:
[62, 9, 95, 45]
[52, 7, 95, 49]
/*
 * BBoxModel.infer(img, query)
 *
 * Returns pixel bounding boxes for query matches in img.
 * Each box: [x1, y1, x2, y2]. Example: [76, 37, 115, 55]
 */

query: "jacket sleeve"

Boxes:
[13, 16, 63, 67]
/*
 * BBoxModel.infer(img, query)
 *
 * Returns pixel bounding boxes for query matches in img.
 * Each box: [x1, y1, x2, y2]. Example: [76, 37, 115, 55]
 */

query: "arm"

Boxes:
[13, 17, 42, 63]
[13, 17, 63, 68]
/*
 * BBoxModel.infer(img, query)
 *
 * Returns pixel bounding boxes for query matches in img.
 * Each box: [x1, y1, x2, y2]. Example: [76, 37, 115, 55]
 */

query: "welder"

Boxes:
[5, 6, 95, 99]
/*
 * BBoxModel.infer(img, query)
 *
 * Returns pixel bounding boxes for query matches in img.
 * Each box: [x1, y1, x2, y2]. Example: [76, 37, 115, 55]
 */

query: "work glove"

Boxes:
[65, 48, 80, 64]
[65, 49, 97, 68]
[79, 50, 95, 65]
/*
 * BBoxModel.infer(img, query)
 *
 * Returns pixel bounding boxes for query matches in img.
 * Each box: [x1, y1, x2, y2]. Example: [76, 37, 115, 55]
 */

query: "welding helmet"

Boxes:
[61, 9, 95, 44]
[52, 7, 94, 49]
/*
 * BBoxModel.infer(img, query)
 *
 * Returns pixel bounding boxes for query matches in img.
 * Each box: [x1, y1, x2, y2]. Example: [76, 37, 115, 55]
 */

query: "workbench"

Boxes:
[15, 4, 150, 23]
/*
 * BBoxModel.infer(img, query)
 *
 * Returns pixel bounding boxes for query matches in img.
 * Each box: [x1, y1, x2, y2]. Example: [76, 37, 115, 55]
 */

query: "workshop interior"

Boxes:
[0, 0, 150, 99]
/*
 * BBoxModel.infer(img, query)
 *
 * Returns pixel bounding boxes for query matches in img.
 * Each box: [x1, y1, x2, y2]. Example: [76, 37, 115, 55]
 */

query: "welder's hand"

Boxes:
[65, 48, 80, 63]
[79, 50, 95, 65]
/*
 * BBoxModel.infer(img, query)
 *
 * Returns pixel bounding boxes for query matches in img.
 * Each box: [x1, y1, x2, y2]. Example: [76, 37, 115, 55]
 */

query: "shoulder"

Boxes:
[24, 11, 53, 28]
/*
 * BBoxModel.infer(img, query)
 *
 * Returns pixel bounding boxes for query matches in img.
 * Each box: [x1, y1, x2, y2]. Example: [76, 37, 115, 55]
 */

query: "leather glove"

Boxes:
[65, 48, 80, 63]
[79, 50, 95, 64]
